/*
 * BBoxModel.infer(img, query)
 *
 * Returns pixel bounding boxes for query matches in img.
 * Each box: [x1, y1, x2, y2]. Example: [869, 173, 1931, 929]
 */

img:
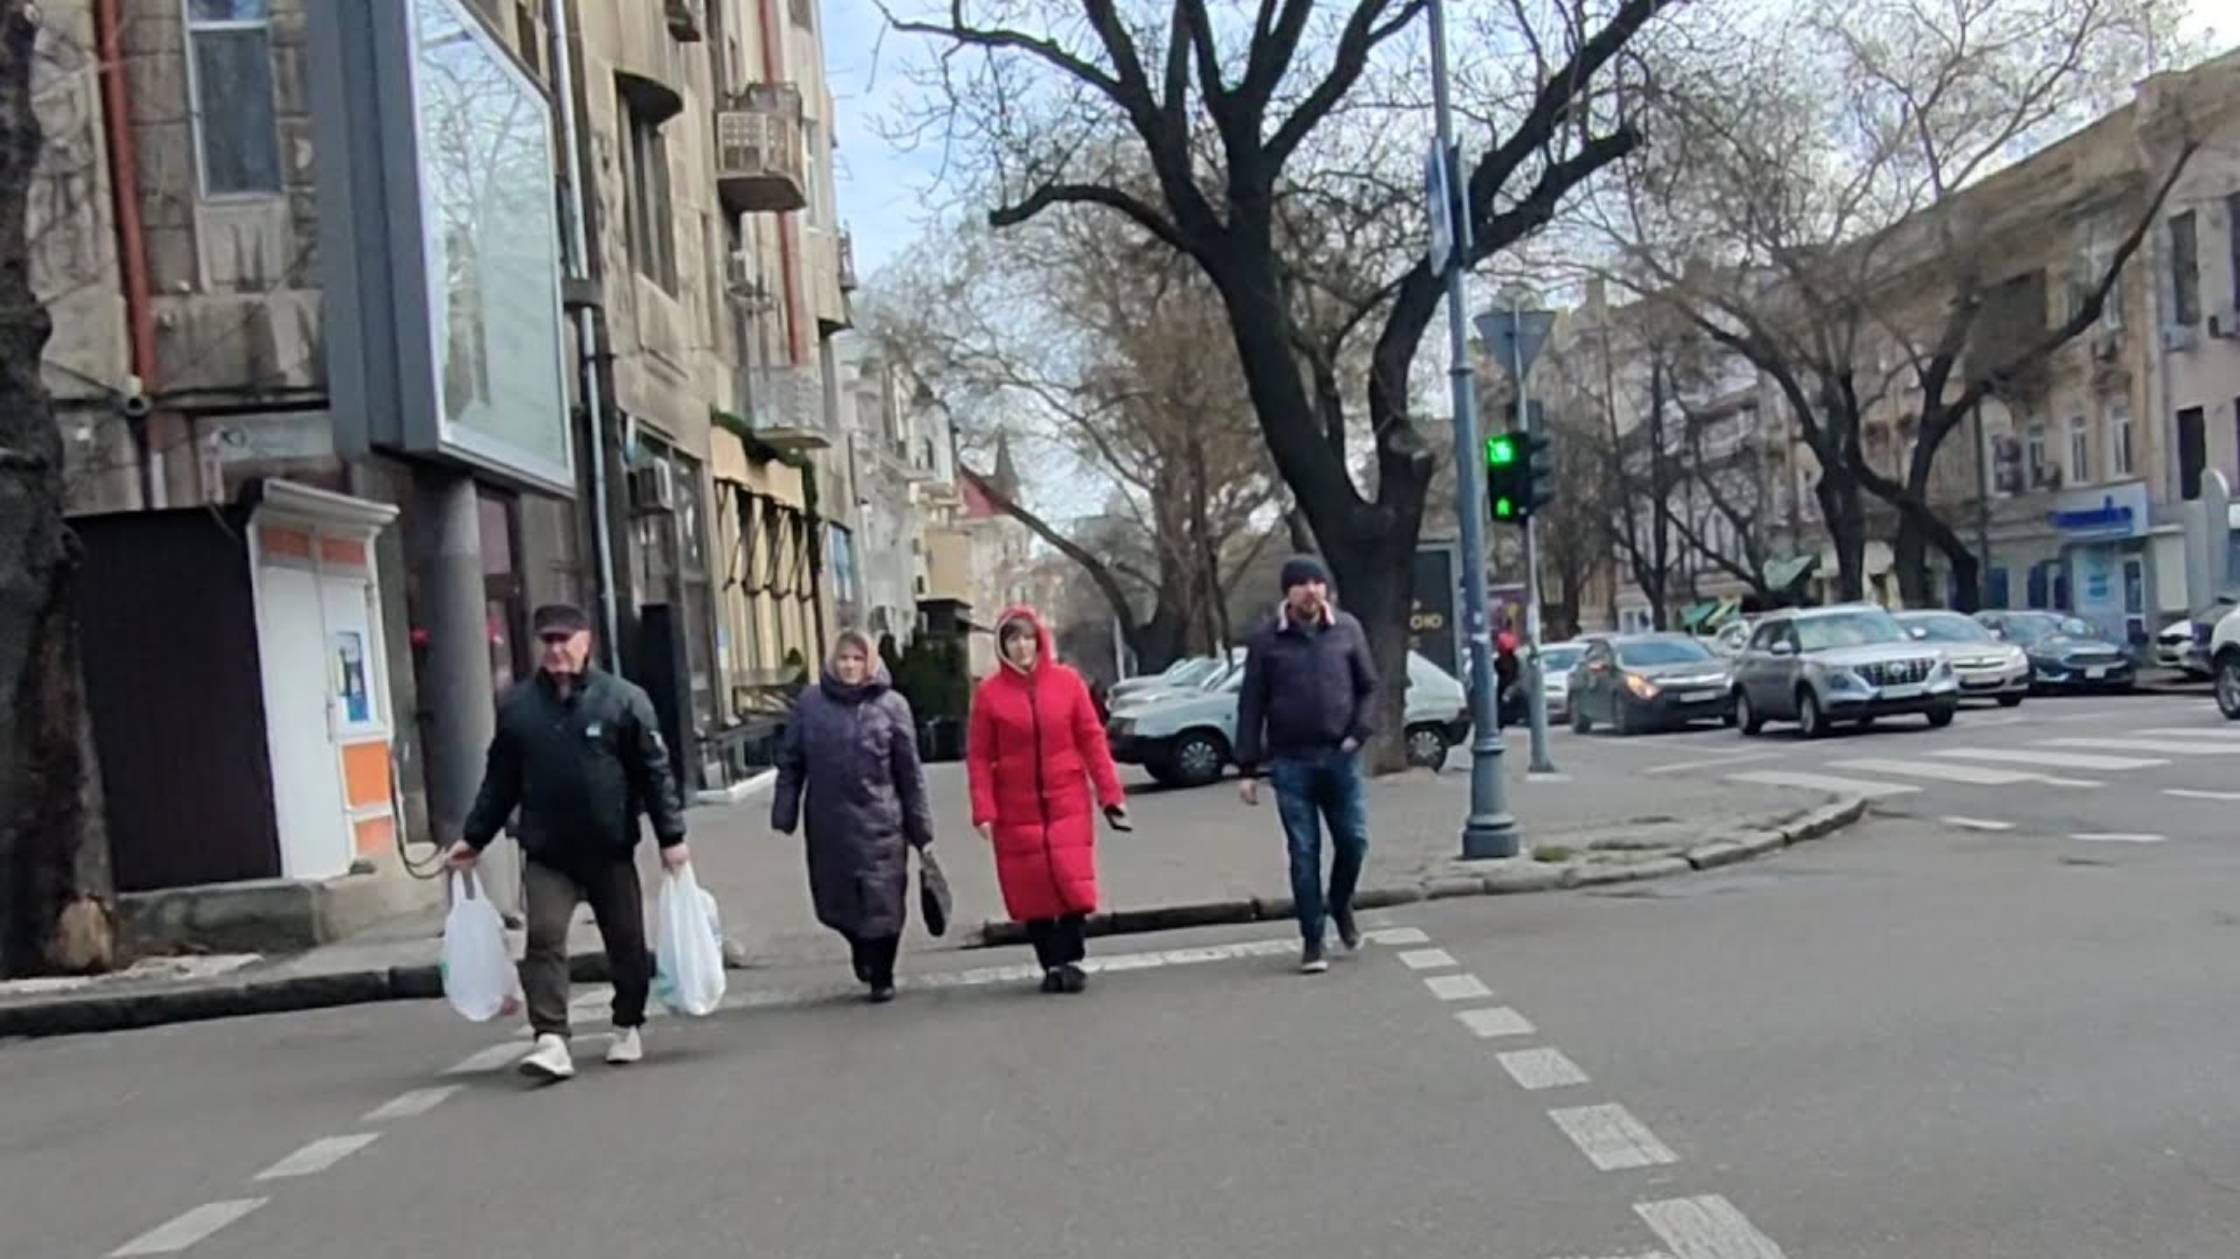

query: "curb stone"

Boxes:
[1, 798, 1868, 1039]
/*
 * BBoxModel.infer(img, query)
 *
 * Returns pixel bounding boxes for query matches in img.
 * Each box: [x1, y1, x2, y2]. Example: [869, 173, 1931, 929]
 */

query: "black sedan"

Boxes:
[1973, 610, 2136, 693]
[1569, 634, 1737, 735]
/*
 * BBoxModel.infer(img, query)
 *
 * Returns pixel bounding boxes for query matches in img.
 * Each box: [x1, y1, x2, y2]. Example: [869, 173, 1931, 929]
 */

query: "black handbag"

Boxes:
[919, 847, 954, 938]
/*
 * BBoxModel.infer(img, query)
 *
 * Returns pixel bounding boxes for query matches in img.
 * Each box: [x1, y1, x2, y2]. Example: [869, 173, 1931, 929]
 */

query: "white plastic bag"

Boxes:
[441, 871, 522, 1023]
[652, 863, 727, 1017]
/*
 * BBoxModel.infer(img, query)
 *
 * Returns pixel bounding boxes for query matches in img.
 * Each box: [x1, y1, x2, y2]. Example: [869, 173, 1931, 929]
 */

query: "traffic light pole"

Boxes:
[1513, 310, 1557, 776]
[1428, 0, 1517, 860]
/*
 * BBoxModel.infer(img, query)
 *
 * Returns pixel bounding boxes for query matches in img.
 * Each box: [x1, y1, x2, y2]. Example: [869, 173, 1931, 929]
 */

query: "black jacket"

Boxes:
[462, 668, 687, 867]
[1235, 606, 1380, 773]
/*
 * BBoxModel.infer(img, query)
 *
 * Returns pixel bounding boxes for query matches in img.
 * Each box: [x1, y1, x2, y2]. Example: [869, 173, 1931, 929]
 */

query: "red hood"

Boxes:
[995, 605, 1056, 675]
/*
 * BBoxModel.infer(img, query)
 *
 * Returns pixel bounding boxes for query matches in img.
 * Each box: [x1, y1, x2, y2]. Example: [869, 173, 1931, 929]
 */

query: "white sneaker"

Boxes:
[518, 1033, 575, 1082]
[605, 1027, 644, 1065]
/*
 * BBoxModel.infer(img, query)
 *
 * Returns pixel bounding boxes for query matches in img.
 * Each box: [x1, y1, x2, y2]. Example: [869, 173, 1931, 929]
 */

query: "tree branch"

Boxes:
[990, 182, 1192, 254]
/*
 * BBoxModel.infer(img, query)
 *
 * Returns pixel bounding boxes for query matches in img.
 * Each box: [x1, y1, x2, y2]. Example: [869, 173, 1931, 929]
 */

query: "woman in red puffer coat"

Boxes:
[968, 607, 1129, 994]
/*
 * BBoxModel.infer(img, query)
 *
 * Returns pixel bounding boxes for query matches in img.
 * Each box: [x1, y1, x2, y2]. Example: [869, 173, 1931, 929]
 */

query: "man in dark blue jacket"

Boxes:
[1236, 556, 1380, 974]
[448, 604, 688, 1082]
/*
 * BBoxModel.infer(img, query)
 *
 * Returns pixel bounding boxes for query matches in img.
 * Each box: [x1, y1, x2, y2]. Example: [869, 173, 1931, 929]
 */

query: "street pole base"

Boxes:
[1461, 815, 1520, 861]
[1528, 753, 1559, 775]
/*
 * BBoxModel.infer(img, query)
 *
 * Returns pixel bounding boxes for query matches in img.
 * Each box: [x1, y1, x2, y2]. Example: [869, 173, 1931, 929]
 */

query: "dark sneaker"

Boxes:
[1300, 942, 1330, 974]
[1039, 968, 1065, 994]
[1059, 963, 1088, 994]
[1333, 910, 1362, 952]
[868, 983, 897, 1004]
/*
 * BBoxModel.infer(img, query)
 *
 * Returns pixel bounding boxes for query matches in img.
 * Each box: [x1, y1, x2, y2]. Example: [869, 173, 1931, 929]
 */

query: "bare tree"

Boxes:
[1605, 0, 2201, 607]
[884, 0, 1676, 764]
[0, 1, 113, 977]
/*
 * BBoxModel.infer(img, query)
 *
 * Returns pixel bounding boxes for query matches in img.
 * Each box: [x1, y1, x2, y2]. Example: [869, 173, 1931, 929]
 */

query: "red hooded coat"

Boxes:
[967, 607, 1125, 922]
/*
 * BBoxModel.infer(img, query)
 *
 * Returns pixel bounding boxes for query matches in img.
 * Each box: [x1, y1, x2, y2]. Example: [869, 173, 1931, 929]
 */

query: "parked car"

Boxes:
[1569, 634, 1734, 735]
[1109, 655, 1221, 705]
[1732, 604, 1958, 738]
[1894, 611, 2028, 708]
[1107, 651, 1469, 787]
[2209, 604, 2240, 719]
[2155, 616, 2205, 676]
[1107, 648, 1246, 713]
[1709, 618, 1756, 660]
[1973, 610, 2135, 693]
[1538, 642, 1589, 723]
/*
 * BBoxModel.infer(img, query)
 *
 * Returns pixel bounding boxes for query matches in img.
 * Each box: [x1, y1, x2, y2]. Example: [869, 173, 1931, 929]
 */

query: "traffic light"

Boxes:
[1486, 432, 1525, 522]
[1525, 430, 1557, 513]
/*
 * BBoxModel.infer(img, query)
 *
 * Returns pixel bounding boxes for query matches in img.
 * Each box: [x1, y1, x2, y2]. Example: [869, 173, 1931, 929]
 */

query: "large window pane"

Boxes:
[191, 29, 281, 195]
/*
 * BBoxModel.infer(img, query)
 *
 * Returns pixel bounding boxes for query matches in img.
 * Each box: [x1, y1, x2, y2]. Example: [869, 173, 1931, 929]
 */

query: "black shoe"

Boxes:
[1058, 963, 1088, 994]
[1300, 942, 1330, 974]
[1333, 909, 1362, 952]
[1039, 968, 1064, 994]
[868, 983, 896, 1004]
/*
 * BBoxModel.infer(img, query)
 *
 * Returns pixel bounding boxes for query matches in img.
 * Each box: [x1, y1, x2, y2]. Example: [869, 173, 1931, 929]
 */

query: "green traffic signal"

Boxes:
[1486, 434, 1518, 467]
[1493, 495, 1517, 519]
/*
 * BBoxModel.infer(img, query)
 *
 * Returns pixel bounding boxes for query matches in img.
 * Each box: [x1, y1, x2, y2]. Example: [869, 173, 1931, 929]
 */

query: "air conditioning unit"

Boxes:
[2209, 309, 2240, 340]
[2161, 324, 2199, 353]
[664, 0, 706, 41]
[629, 461, 676, 515]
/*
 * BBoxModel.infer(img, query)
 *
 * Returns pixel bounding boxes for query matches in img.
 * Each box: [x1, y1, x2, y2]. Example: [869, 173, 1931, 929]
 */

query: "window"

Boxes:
[185, 0, 282, 197]
[2179, 406, 2206, 501]
[2068, 415, 2091, 485]
[2026, 422, 2052, 489]
[622, 96, 679, 292]
[2109, 402, 2134, 477]
[2170, 211, 2200, 326]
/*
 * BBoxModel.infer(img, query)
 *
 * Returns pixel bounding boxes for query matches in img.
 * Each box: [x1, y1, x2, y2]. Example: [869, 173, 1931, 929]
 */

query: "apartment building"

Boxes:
[26, 0, 861, 927]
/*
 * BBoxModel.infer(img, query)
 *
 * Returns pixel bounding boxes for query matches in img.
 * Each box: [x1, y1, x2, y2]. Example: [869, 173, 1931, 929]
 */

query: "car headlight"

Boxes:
[1824, 668, 1869, 692]
[1623, 673, 1660, 699]
[2006, 646, 2028, 668]
[1932, 659, 1955, 681]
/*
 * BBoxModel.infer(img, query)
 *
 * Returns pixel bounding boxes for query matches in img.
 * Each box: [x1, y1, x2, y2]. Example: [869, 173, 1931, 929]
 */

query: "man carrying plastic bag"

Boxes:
[449, 604, 690, 1084]
[441, 870, 522, 1022]
[652, 861, 726, 1017]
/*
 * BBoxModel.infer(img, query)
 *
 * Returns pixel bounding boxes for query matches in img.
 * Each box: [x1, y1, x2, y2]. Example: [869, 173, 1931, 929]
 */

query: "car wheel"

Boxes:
[1997, 693, 2025, 708]
[1926, 703, 1956, 729]
[1572, 705, 1593, 735]
[1170, 731, 1228, 788]
[1735, 690, 1764, 736]
[1796, 689, 1826, 739]
[2218, 651, 2240, 721]
[1405, 724, 1452, 770]
[1613, 702, 1638, 737]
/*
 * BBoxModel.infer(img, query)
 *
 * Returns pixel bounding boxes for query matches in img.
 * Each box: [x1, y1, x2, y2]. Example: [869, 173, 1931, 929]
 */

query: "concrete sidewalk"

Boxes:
[0, 752, 1855, 1037]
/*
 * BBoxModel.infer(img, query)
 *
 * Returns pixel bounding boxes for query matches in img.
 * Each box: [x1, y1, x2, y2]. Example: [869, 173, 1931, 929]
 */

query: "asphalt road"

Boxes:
[10, 698, 2240, 1258]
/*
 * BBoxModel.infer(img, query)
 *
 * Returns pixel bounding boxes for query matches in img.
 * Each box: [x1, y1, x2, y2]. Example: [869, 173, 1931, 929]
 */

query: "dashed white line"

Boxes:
[109, 1199, 270, 1256]
[1726, 770, 1921, 798]
[2134, 728, 2240, 741]
[1424, 973, 1494, 1001]
[2042, 737, 2240, 756]
[2070, 832, 2165, 844]
[362, 1085, 464, 1123]
[1366, 926, 1431, 945]
[2164, 788, 2240, 802]
[1634, 1195, 1789, 1259]
[1397, 948, 1459, 971]
[1933, 746, 2166, 771]
[254, 1133, 382, 1181]
[1939, 816, 2016, 832]
[445, 1042, 528, 1075]
[1549, 1103, 1680, 1171]
[1456, 1006, 1538, 1038]
[1830, 757, 2097, 788]
[1497, 1046, 1592, 1090]
[1529, 772, 1575, 783]
[1645, 752, 1783, 776]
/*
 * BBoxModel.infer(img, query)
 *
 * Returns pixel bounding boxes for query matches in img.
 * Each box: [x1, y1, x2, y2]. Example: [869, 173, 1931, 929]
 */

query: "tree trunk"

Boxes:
[0, 1, 116, 977]
[1323, 532, 1416, 774]
[1895, 501, 1981, 612]
[1893, 515, 1932, 608]
[1820, 474, 1868, 602]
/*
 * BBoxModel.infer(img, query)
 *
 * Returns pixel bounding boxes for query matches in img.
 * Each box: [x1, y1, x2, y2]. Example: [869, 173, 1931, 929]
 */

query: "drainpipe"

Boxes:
[94, 0, 161, 508]
[752, 0, 807, 367]
[547, 0, 622, 659]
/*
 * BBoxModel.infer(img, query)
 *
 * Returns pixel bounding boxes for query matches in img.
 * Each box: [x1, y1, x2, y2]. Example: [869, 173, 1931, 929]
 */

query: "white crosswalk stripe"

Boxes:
[1726, 770, 1921, 798]
[2165, 788, 2240, 802]
[1828, 758, 2098, 788]
[2041, 737, 2240, 756]
[1933, 746, 2166, 771]
[2132, 728, 2240, 741]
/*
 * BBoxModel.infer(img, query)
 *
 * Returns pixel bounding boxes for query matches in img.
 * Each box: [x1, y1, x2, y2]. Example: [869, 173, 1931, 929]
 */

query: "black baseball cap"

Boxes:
[532, 604, 591, 637]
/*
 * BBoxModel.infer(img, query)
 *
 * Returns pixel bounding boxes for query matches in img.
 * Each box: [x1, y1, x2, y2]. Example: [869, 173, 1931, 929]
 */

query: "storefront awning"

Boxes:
[1679, 601, 1721, 631]
[1764, 554, 1819, 591]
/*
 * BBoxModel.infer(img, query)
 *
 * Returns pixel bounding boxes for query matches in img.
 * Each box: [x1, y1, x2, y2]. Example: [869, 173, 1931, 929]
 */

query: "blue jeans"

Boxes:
[1268, 750, 1370, 945]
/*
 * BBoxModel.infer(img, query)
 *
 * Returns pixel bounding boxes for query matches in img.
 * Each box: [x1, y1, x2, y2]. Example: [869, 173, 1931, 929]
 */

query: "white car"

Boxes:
[1106, 651, 1469, 788]
[1538, 642, 1590, 723]
[2212, 605, 2240, 720]
[1108, 648, 1247, 713]
[1895, 610, 2029, 707]
[2155, 617, 2201, 675]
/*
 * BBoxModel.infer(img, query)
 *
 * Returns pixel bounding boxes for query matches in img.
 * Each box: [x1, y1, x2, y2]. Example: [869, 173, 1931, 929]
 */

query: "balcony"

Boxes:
[715, 85, 807, 215]
[744, 367, 829, 451]
[837, 230, 859, 292]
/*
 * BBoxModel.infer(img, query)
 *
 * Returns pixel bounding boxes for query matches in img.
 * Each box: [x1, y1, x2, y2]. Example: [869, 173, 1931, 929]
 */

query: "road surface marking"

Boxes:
[1529, 772, 1574, 783]
[1425, 973, 1494, 1001]
[2134, 728, 2240, 741]
[1457, 1006, 1538, 1038]
[1940, 816, 2016, 832]
[1965, 715, 2028, 729]
[1549, 1104, 1679, 1171]
[1366, 926, 1431, 946]
[2070, 832, 2165, 844]
[1645, 752, 1783, 776]
[1726, 770, 1921, 798]
[2045, 708, 2137, 724]
[568, 985, 615, 1011]
[1397, 948, 1458, 971]
[2041, 737, 2240, 756]
[1497, 1047, 1592, 1090]
[1635, 1195, 1789, 1259]
[363, 1085, 464, 1122]
[1933, 747, 2166, 771]
[254, 1133, 382, 1180]
[1830, 757, 2097, 788]
[445, 1042, 528, 1075]
[2164, 788, 2240, 801]
[109, 1199, 270, 1257]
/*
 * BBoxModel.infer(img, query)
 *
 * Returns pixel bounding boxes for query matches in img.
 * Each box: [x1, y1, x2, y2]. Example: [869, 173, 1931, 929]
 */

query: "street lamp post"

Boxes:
[1425, 0, 1517, 859]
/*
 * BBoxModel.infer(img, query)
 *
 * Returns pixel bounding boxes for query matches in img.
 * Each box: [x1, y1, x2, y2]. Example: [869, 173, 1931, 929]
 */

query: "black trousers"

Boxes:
[522, 857, 647, 1037]
[1025, 915, 1087, 970]
[844, 932, 899, 987]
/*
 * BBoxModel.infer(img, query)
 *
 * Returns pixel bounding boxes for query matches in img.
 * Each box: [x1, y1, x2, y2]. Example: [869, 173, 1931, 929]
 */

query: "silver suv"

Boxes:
[1732, 605, 1960, 738]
